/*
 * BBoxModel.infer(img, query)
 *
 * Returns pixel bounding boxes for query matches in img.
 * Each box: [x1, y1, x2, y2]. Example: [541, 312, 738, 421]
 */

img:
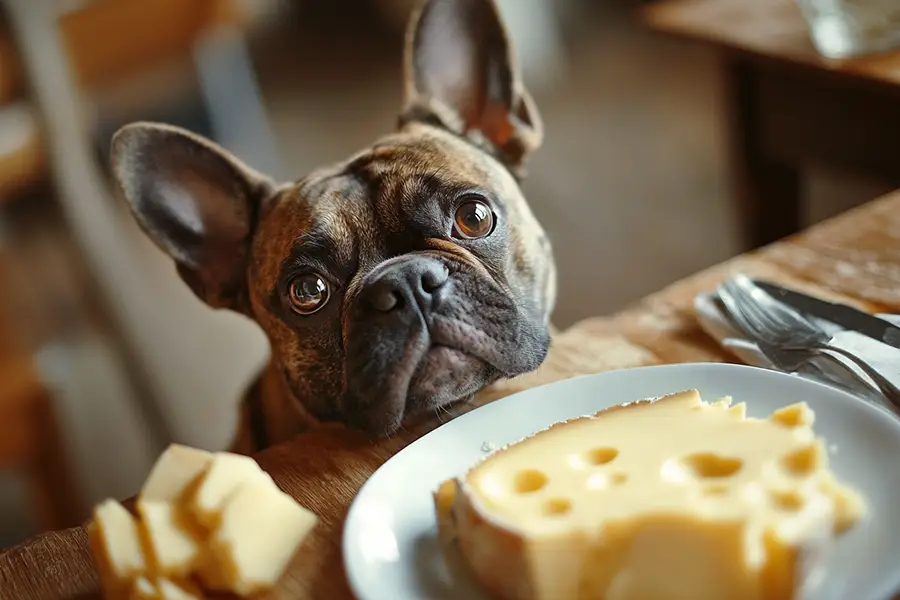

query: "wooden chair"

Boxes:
[0, 248, 81, 533]
[0, 0, 270, 205]
[0, 0, 282, 460]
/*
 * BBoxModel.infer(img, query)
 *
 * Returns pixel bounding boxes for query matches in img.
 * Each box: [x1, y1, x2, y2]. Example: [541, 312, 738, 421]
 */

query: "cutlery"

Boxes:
[753, 280, 900, 350]
[719, 317, 887, 404]
[717, 274, 900, 415]
[720, 335, 884, 403]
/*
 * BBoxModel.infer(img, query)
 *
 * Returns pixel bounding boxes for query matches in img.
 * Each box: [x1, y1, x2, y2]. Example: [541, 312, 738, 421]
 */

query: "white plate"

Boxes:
[343, 363, 900, 600]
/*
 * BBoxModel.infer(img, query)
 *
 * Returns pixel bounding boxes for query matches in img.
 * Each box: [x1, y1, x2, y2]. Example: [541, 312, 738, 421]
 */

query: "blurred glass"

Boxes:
[797, 0, 900, 59]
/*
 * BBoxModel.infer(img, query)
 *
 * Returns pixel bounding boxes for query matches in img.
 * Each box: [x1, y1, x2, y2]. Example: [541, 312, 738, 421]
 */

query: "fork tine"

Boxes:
[722, 276, 784, 343]
[717, 279, 766, 339]
[732, 275, 819, 335]
[732, 276, 793, 327]
[729, 279, 771, 327]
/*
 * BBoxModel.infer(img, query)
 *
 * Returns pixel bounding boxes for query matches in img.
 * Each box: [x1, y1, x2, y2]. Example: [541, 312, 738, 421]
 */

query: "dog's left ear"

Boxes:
[401, 0, 543, 172]
[110, 122, 276, 311]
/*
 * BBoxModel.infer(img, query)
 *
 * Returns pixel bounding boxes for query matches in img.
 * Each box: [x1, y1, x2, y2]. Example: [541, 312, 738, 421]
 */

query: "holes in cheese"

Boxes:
[681, 452, 744, 479]
[780, 443, 823, 477]
[582, 447, 619, 466]
[88, 444, 318, 599]
[434, 389, 868, 600]
[542, 498, 573, 517]
[770, 490, 805, 512]
[609, 471, 628, 485]
[662, 452, 744, 485]
[512, 469, 548, 494]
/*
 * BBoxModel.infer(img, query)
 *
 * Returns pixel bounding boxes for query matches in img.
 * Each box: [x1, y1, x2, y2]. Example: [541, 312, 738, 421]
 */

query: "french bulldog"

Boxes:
[109, 0, 556, 453]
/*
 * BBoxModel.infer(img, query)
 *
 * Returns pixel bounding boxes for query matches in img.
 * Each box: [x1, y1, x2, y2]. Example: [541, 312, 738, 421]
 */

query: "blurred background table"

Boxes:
[644, 0, 900, 249]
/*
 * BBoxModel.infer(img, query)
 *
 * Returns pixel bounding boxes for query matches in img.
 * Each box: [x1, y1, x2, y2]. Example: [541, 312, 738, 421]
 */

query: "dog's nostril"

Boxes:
[421, 265, 449, 293]
[371, 287, 401, 312]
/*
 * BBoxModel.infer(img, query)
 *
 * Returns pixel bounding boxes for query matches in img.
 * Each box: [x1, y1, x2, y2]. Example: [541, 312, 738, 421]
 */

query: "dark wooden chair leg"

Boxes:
[723, 56, 803, 250]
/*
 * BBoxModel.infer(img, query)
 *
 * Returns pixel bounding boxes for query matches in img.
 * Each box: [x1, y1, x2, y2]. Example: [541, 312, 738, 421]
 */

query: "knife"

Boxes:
[753, 279, 900, 350]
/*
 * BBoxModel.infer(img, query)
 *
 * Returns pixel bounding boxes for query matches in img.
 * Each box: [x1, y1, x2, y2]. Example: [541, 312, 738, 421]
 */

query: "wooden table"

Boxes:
[4, 190, 900, 599]
[644, 0, 900, 250]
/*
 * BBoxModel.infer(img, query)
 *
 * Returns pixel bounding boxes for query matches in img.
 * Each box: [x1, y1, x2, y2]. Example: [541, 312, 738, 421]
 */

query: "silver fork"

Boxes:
[718, 328, 885, 403]
[718, 274, 900, 414]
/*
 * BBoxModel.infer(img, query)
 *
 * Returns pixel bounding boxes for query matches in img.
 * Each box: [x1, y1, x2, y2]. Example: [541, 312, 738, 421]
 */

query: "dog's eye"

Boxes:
[288, 273, 329, 315]
[453, 196, 494, 239]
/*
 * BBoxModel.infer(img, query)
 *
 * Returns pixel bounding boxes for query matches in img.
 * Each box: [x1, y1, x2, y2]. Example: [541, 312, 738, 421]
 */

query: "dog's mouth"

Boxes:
[359, 327, 490, 418]
[406, 341, 492, 409]
[342, 316, 541, 438]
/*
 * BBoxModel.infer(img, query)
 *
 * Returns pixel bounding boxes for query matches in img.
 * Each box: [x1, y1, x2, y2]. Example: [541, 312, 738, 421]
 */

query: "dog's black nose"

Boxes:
[362, 256, 449, 314]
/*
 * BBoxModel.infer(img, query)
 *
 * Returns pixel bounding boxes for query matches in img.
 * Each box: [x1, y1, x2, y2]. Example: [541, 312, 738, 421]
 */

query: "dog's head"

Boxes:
[110, 0, 555, 437]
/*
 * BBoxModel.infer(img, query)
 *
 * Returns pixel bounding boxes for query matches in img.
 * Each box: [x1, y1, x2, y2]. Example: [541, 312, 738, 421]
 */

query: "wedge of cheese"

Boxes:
[88, 444, 318, 599]
[434, 390, 866, 600]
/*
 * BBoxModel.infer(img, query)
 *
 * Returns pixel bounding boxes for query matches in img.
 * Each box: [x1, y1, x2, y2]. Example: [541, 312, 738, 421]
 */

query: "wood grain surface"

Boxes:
[3, 190, 900, 599]
[643, 0, 900, 88]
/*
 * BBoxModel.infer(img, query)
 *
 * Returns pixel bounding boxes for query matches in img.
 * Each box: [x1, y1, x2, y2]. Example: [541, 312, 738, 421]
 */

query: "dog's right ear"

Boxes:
[401, 0, 543, 174]
[110, 122, 276, 311]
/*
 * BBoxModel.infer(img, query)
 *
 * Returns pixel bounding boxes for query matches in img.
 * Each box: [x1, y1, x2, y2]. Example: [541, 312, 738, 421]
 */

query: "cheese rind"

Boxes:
[211, 481, 319, 595]
[435, 390, 867, 600]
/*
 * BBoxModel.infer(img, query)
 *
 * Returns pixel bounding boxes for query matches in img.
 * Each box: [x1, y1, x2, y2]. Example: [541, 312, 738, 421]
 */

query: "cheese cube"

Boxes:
[190, 452, 275, 527]
[141, 444, 213, 502]
[88, 444, 315, 599]
[435, 390, 867, 600]
[137, 445, 212, 577]
[136, 501, 204, 576]
[125, 577, 201, 600]
[130, 576, 159, 599]
[89, 500, 147, 598]
[210, 481, 318, 595]
[156, 578, 202, 600]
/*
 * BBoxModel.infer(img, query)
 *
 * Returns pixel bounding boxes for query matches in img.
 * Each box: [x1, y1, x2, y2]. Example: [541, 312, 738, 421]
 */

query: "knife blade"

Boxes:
[753, 279, 900, 350]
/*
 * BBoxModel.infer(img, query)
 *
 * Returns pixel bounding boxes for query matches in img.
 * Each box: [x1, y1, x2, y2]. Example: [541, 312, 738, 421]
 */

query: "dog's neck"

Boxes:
[235, 362, 324, 452]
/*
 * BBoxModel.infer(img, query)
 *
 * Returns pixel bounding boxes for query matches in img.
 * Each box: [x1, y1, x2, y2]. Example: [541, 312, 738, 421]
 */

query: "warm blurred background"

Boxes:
[0, 0, 891, 546]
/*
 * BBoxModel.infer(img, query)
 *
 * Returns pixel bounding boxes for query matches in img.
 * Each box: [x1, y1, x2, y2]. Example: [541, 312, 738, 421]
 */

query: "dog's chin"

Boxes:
[344, 342, 496, 437]
[405, 345, 494, 412]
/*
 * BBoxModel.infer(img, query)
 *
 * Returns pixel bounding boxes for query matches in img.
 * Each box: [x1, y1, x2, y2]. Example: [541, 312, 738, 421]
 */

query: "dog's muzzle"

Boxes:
[342, 254, 452, 435]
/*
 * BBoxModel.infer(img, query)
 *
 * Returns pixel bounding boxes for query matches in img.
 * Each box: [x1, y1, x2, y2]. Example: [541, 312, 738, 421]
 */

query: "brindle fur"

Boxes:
[110, 0, 556, 453]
